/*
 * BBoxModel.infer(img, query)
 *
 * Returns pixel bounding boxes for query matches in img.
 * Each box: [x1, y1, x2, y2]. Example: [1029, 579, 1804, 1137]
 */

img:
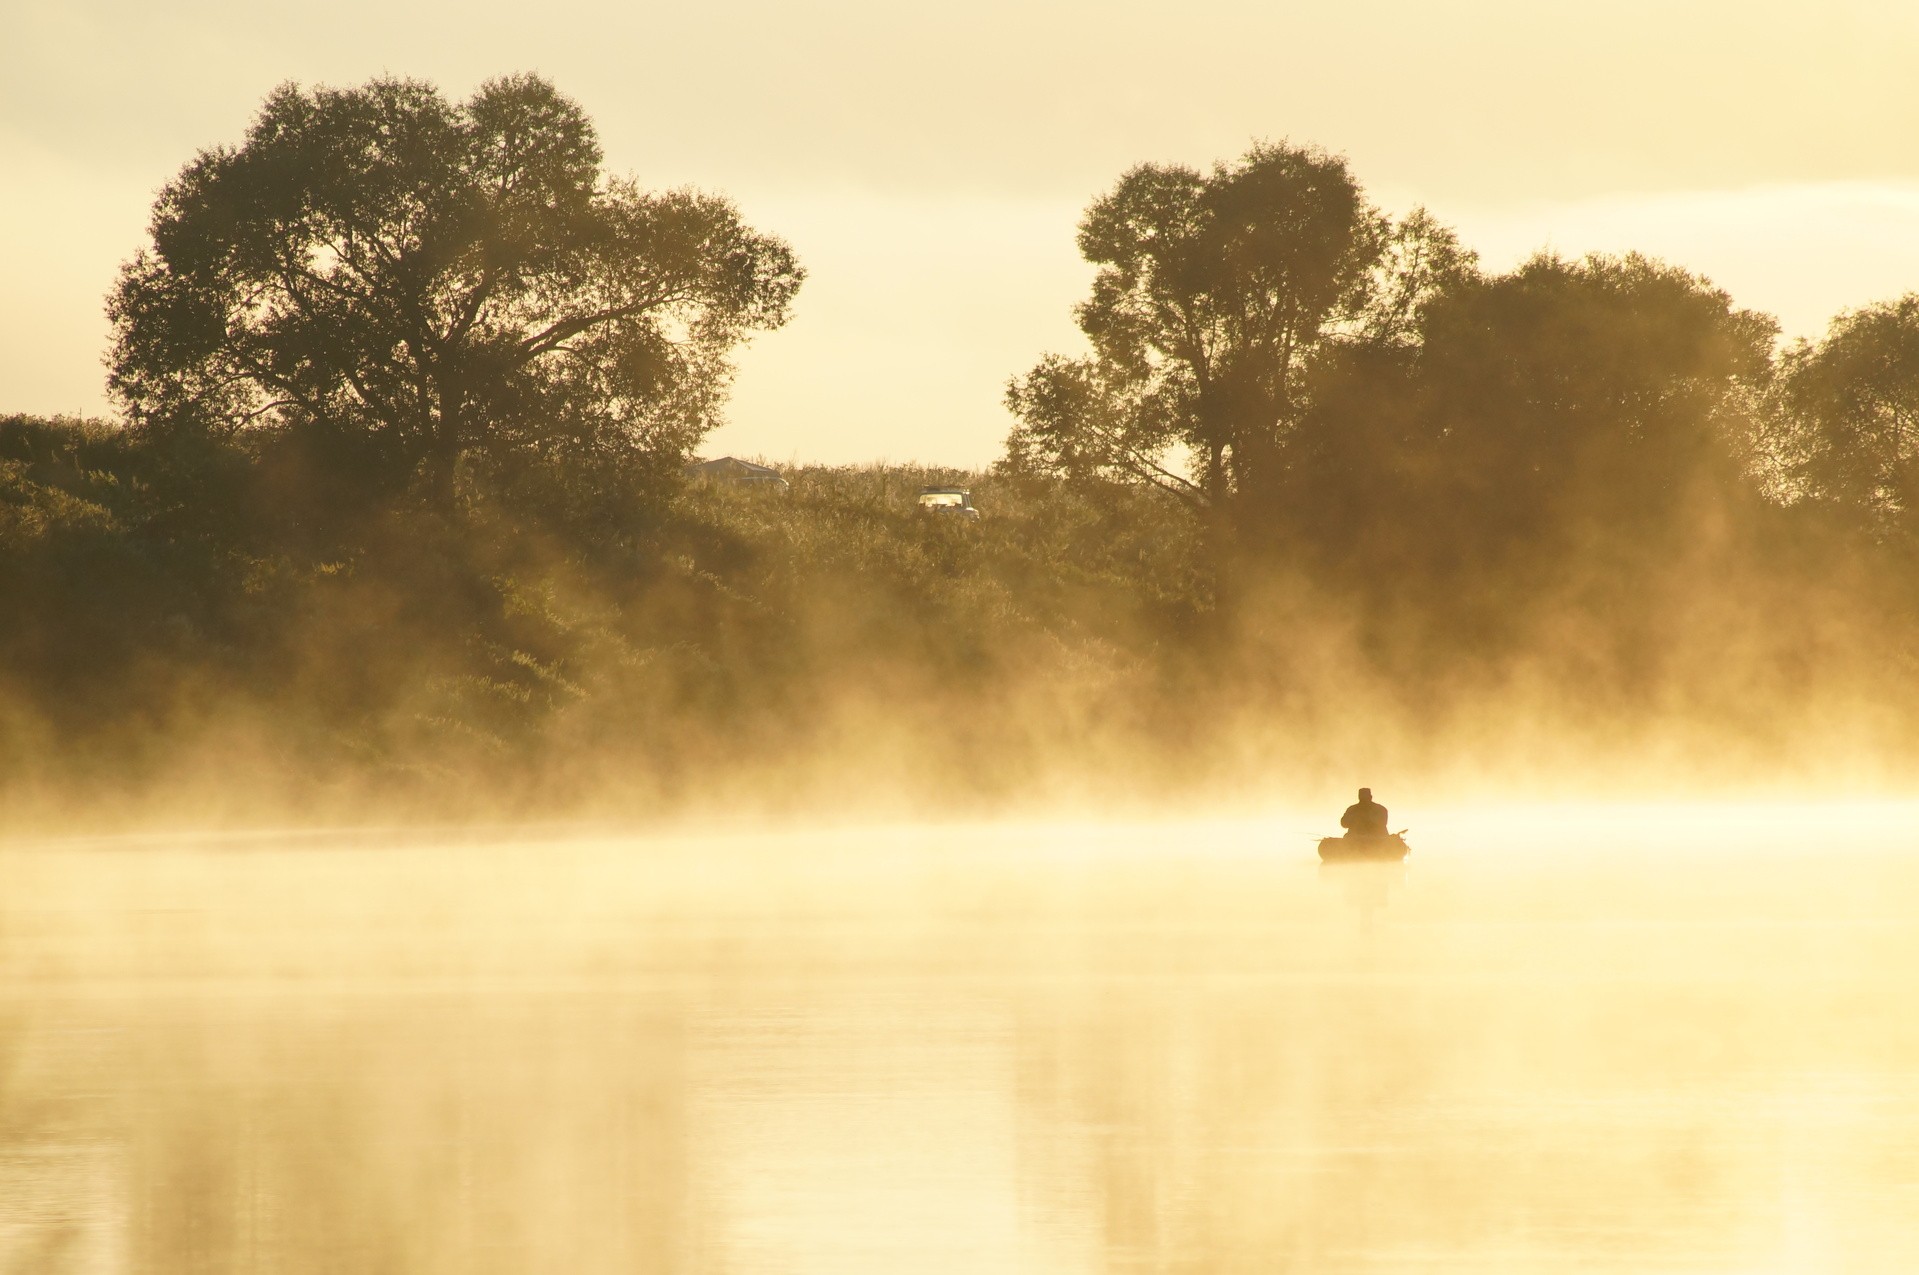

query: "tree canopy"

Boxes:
[1412, 253, 1775, 545]
[1770, 295, 1919, 536]
[107, 74, 803, 506]
[1271, 253, 1779, 616]
[1004, 143, 1469, 515]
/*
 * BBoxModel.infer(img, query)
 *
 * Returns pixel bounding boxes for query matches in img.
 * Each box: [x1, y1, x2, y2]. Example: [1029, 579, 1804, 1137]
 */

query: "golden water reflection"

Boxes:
[4, 806, 1919, 1271]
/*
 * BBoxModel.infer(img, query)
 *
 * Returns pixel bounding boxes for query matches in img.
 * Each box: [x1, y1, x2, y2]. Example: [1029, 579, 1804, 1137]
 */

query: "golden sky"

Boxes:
[5, 0, 1919, 464]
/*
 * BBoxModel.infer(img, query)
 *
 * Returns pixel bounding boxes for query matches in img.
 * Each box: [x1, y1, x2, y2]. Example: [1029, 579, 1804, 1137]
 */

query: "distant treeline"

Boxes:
[0, 421, 1208, 821]
[4, 76, 1919, 825]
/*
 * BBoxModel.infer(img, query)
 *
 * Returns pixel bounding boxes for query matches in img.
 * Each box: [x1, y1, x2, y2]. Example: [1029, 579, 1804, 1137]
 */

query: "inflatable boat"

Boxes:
[1317, 832, 1410, 863]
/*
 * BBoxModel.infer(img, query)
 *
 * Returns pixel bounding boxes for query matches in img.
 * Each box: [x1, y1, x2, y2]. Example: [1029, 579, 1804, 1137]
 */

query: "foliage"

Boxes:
[1004, 143, 1471, 516]
[0, 429, 1216, 819]
[16, 126, 1919, 822]
[107, 74, 802, 507]
[1276, 253, 1777, 570]
[1770, 294, 1919, 535]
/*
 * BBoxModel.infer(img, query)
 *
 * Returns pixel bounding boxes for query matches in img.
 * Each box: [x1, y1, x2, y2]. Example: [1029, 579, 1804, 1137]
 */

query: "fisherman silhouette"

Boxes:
[1340, 788, 1389, 837]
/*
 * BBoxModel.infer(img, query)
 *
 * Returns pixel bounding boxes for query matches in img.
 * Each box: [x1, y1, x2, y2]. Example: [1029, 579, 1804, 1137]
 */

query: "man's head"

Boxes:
[1358, 788, 1372, 801]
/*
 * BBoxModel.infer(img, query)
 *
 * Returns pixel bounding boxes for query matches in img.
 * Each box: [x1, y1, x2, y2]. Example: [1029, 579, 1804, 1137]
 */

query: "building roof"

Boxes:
[685, 456, 783, 479]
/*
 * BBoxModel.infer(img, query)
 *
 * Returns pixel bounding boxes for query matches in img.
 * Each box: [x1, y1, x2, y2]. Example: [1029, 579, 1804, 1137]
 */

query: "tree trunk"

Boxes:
[424, 370, 464, 507]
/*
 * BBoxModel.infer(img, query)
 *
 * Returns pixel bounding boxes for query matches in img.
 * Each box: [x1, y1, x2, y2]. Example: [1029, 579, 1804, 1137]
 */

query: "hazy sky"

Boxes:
[6, 0, 1919, 465]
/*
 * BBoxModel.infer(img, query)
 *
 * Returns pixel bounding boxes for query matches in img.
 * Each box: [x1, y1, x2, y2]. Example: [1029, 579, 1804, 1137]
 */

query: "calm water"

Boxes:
[4, 804, 1919, 1273]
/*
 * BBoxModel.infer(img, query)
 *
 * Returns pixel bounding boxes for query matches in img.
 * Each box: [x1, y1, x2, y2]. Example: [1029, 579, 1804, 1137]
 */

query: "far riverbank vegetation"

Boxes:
[6, 74, 1919, 828]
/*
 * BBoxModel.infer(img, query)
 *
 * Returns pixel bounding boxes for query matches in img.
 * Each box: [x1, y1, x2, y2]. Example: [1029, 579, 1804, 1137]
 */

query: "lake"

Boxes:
[3, 801, 1918, 1272]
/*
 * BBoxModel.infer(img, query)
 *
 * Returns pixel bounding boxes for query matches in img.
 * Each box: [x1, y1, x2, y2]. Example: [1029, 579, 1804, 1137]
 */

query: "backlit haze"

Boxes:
[15, 10, 1919, 1269]
[6, 0, 1919, 465]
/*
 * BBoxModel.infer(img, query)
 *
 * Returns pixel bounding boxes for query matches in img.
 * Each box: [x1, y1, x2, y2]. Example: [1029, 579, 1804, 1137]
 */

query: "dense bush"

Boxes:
[0, 426, 1220, 824]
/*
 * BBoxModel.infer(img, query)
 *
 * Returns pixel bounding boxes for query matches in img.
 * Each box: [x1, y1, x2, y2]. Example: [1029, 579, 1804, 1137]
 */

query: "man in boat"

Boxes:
[1340, 788, 1389, 838]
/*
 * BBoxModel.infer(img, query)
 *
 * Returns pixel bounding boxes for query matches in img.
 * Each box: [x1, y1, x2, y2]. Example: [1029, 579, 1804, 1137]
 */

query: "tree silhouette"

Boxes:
[1005, 144, 1468, 520]
[1273, 251, 1780, 674]
[107, 75, 802, 506]
[1771, 295, 1919, 536]
[1411, 253, 1775, 549]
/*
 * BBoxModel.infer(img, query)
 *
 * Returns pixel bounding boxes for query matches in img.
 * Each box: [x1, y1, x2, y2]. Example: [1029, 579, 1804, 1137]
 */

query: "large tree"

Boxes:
[107, 74, 802, 504]
[1769, 295, 1919, 535]
[1003, 143, 1468, 515]
[1410, 253, 1777, 545]
[1272, 251, 1780, 645]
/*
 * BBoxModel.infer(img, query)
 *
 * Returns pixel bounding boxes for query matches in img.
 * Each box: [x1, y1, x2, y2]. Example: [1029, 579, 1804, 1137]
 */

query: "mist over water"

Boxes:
[11, 25, 1919, 1275]
[5, 803, 1917, 1272]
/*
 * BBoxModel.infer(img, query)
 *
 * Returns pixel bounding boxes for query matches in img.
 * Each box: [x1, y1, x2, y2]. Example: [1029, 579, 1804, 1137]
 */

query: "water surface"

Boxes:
[4, 804, 1918, 1272]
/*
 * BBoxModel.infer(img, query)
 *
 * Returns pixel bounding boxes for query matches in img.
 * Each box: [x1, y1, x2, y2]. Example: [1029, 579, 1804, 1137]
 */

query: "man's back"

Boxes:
[1341, 796, 1389, 836]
